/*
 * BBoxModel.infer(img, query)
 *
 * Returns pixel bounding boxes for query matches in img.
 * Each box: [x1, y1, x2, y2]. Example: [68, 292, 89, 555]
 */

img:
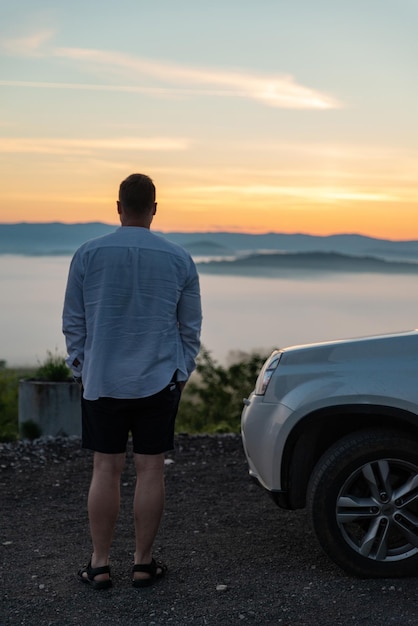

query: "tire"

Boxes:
[307, 429, 418, 578]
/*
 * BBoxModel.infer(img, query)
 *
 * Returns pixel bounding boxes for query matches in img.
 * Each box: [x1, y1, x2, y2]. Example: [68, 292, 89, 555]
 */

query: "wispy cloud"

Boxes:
[0, 30, 54, 57]
[0, 79, 227, 98]
[54, 47, 340, 110]
[0, 137, 190, 155]
[186, 185, 396, 202]
[1, 32, 341, 109]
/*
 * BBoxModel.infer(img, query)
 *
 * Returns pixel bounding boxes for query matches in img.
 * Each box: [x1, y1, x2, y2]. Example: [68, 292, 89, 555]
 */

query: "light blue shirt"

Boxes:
[62, 227, 202, 400]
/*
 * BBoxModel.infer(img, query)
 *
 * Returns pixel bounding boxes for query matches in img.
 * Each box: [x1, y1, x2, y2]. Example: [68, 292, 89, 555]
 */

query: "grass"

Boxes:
[0, 366, 35, 441]
[0, 347, 269, 442]
[34, 350, 72, 382]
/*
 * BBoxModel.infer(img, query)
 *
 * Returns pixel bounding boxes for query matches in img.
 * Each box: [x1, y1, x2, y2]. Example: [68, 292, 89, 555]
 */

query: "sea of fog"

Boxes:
[1, 254, 418, 367]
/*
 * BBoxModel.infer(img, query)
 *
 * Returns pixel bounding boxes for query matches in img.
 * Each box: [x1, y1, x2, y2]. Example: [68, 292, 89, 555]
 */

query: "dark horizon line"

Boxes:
[0, 221, 417, 244]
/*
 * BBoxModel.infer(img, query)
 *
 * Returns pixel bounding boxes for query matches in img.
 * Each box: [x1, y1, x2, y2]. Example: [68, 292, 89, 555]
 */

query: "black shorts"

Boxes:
[81, 382, 182, 455]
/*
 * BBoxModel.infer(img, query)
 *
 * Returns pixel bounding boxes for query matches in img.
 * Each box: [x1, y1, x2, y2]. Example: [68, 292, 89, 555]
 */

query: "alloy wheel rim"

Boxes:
[336, 458, 418, 562]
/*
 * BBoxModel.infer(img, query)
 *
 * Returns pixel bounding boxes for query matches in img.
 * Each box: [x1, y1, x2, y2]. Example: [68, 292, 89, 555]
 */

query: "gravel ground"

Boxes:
[1, 434, 418, 626]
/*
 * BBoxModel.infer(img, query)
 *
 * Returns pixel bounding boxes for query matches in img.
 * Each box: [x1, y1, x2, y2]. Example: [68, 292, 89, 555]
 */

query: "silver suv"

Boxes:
[241, 330, 418, 578]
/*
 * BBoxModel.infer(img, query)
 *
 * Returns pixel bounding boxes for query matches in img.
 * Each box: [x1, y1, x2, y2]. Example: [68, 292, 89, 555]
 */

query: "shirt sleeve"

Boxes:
[62, 251, 86, 377]
[177, 258, 202, 379]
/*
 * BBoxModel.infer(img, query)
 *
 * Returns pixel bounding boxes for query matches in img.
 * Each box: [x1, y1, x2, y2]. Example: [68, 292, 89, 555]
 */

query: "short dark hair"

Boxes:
[119, 174, 156, 214]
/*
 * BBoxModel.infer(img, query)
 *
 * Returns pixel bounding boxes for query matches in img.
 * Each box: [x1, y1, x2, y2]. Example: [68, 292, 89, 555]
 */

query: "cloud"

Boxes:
[0, 79, 218, 98]
[0, 137, 190, 155]
[1, 32, 340, 109]
[0, 30, 54, 57]
[185, 185, 396, 202]
[53, 47, 340, 110]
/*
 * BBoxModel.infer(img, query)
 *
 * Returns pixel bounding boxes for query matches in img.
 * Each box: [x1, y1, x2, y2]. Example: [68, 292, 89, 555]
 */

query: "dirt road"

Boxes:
[1, 435, 418, 625]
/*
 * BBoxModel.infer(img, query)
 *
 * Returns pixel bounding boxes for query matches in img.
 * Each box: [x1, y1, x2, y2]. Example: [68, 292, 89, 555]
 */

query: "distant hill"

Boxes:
[0, 222, 115, 255]
[177, 239, 231, 255]
[2, 223, 418, 275]
[169, 231, 418, 261]
[196, 251, 418, 277]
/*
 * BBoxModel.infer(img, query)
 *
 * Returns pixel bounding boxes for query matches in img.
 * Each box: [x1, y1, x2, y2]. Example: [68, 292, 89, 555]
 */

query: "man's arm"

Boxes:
[62, 253, 86, 378]
[177, 261, 202, 379]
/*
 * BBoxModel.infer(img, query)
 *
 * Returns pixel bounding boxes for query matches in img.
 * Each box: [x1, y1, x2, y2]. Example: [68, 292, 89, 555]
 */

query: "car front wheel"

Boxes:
[307, 429, 418, 578]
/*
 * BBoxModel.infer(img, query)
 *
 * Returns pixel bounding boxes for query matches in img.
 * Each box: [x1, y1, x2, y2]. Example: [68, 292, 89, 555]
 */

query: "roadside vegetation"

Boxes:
[0, 347, 269, 442]
[176, 347, 268, 434]
[0, 363, 35, 442]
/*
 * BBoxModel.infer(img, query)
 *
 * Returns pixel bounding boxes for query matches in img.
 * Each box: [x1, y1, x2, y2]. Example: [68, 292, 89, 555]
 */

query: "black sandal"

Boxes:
[132, 558, 167, 588]
[78, 560, 112, 590]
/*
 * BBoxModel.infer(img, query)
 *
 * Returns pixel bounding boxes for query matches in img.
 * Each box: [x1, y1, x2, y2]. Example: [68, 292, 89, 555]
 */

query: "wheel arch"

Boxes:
[280, 404, 418, 509]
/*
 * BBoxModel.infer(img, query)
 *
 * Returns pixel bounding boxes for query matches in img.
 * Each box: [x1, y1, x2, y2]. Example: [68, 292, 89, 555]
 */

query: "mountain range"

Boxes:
[1, 222, 418, 275]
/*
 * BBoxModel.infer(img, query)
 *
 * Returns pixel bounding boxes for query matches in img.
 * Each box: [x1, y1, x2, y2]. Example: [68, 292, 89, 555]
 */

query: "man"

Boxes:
[62, 173, 202, 589]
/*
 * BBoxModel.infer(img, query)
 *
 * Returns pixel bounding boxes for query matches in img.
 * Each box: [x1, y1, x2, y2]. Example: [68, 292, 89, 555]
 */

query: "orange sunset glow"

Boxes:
[1, 2, 417, 240]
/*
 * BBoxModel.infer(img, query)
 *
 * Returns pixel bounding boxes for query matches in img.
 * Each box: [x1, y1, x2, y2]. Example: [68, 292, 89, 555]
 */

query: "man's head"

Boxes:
[117, 173, 157, 226]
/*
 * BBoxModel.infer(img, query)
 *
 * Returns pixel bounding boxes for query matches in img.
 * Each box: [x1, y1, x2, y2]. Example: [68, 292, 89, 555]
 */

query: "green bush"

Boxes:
[35, 350, 72, 382]
[0, 367, 35, 442]
[20, 419, 42, 440]
[176, 346, 269, 433]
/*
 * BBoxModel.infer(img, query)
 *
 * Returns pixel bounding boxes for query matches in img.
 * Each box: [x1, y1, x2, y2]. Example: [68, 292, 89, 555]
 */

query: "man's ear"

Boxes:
[153, 202, 158, 215]
[117, 200, 121, 215]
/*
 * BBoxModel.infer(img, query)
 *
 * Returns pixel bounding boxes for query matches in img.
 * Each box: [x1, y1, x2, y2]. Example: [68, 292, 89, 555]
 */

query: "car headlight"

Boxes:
[255, 350, 282, 395]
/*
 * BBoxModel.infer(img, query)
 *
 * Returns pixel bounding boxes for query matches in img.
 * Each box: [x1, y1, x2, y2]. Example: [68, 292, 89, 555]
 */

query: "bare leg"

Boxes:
[84, 451, 126, 582]
[133, 453, 165, 582]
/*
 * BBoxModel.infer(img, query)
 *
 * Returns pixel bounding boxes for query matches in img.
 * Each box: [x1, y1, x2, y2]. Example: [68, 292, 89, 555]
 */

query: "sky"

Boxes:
[1, 0, 417, 238]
